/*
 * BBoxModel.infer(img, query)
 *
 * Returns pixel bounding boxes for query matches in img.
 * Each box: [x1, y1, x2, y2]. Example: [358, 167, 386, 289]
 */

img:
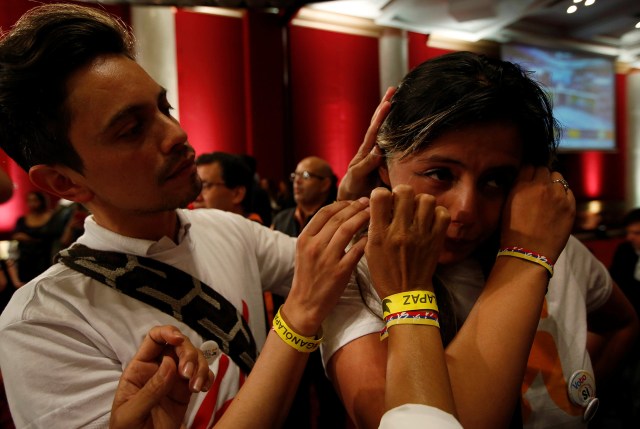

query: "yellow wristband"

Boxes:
[381, 291, 438, 319]
[272, 308, 322, 353]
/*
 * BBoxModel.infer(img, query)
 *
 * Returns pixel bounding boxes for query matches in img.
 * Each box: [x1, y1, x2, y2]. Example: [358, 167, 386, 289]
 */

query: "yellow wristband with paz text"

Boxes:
[381, 290, 438, 319]
[272, 307, 322, 353]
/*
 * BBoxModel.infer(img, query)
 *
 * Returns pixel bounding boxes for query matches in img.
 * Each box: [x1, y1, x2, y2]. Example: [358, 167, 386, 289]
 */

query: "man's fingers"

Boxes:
[112, 357, 178, 428]
[302, 198, 369, 239]
[134, 326, 185, 362]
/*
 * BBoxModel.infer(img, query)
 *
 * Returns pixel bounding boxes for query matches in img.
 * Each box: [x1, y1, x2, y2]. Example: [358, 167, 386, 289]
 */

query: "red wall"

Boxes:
[175, 10, 246, 157]
[289, 25, 381, 179]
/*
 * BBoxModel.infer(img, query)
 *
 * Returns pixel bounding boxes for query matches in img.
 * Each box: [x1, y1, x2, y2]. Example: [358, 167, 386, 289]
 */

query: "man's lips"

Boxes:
[164, 155, 196, 182]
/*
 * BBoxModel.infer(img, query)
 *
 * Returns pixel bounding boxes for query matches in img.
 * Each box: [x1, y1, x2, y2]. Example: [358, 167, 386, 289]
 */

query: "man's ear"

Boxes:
[29, 165, 93, 203]
[231, 186, 247, 206]
[378, 163, 391, 187]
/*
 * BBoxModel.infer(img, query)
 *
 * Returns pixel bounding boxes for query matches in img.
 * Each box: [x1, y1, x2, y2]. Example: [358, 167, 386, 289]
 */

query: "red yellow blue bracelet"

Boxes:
[496, 246, 554, 278]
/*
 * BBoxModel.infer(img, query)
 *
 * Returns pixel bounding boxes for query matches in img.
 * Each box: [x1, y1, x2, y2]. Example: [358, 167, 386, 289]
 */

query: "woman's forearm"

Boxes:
[445, 257, 548, 428]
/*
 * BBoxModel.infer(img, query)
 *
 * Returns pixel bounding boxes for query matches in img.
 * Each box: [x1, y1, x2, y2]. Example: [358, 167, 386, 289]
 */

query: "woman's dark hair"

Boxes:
[379, 51, 560, 168]
[0, 3, 135, 173]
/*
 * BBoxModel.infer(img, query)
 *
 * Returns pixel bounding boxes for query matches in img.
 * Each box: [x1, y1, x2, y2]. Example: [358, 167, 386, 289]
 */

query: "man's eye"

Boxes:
[119, 122, 143, 139]
[161, 103, 174, 116]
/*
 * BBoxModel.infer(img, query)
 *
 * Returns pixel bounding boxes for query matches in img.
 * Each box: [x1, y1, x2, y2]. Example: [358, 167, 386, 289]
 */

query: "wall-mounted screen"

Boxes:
[501, 43, 616, 151]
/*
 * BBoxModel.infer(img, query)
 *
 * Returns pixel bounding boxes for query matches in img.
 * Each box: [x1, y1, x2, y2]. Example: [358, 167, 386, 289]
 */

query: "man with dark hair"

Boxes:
[0, 4, 305, 427]
[193, 152, 261, 222]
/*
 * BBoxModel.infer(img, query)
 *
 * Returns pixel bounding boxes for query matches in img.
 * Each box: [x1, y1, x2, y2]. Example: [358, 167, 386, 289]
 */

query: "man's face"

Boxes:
[64, 54, 201, 218]
[196, 161, 237, 212]
[292, 158, 329, 207]
[626, 221, 640, 251]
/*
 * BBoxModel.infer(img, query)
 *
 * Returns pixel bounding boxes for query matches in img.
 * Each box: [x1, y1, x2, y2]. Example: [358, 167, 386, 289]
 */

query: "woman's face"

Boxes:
[381, 122, 523, 265]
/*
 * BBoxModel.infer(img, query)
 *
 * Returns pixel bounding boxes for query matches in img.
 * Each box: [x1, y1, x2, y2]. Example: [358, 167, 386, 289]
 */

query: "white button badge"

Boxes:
[567, 369, 599, 422]
[201, 340, 220, 364]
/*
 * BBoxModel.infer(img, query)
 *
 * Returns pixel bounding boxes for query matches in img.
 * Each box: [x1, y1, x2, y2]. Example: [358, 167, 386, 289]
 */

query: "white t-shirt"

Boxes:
[0, 209, 296, 429]
[322, 236, 612, 428]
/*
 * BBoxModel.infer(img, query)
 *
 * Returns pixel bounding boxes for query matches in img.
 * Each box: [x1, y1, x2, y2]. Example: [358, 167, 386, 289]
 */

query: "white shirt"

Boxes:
[0, 208, 296, 429]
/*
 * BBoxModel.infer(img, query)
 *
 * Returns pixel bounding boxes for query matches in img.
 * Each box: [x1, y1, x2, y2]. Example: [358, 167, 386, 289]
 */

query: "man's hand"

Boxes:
[337, 87, 395, 201]
[110, 325, 214, 429]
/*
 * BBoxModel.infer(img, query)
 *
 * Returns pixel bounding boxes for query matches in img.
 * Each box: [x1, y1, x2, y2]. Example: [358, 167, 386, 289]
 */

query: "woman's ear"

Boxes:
[29, 165, 93, 203]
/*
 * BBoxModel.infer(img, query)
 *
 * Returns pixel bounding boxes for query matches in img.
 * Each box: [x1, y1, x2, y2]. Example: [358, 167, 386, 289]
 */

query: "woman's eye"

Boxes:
[484, 173, 515, 191]
[422, 169, 453, 181]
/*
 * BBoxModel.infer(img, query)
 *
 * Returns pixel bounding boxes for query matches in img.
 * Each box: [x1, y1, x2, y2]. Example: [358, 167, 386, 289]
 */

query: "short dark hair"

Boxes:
[379, 51, 559, 168]
[0, 3, 135, 172]
[196, 152, 254, 212]
[623, 208, 640, 227]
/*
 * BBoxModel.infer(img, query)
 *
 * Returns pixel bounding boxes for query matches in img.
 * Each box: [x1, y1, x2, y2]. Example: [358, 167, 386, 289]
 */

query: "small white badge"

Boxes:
[201, 340, 220, 364]
[567, 369, 598, 422]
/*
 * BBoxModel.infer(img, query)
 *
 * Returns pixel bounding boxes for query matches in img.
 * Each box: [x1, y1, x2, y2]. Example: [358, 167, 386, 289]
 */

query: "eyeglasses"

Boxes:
[290, 171, 326, 182]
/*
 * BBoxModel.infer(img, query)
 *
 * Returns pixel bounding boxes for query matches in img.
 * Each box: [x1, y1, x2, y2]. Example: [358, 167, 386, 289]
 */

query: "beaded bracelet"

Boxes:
[381, 290, 438, 319]
[496, 246, 554, 278]
[272, 307, 322, 353]
[380, 310, 440, 340]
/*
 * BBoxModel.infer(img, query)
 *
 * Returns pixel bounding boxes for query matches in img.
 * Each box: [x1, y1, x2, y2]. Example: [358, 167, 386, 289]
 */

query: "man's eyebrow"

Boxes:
[99, 87, 168, 136]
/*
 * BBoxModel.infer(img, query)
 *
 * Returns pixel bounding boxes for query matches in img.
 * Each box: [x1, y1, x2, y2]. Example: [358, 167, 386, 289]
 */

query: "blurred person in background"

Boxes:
[272, 156, 337, 236]
[10, 191, 60, 285]
[194, 152, 262, 223]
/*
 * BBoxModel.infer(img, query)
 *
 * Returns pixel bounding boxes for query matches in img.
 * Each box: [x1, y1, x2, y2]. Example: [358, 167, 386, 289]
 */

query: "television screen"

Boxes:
[501, 43, 616, 151]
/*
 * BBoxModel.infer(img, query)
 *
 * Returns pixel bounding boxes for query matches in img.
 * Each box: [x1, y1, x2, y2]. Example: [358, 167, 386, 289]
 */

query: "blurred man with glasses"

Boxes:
[272, 156, 336, 237]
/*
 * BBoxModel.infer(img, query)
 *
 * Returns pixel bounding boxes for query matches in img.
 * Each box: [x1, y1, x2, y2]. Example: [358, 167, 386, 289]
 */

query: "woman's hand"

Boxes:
[337, 87, 395, 201]
[500, 166, 576, 262]
[110, 325, 214, 429]
[366, 185, 450, 298]
[282, 198, 371, 336]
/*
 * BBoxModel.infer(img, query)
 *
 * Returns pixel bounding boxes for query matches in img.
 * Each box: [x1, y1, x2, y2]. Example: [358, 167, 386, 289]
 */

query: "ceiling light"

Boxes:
[584, 0, 595, 5]
[567, 5, 578, 13]
[573, 0, 582, 3]
[636, 21, 640, 29]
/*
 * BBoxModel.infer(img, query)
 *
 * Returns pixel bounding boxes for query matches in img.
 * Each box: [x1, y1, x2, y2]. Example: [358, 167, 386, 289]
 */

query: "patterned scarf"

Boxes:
[55, 244, 257, 374]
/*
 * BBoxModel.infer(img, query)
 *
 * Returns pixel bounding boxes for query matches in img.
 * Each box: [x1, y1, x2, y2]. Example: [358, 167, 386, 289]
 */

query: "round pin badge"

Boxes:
[567, 369, 598, 421]
[201, 340, 220, 364]
[583, 397, 599, 422]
